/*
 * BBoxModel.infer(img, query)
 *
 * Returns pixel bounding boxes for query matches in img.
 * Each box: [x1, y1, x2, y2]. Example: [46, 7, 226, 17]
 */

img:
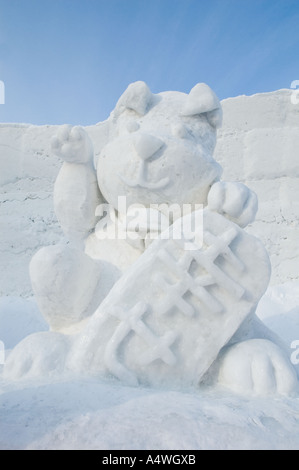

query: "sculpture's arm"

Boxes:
[51, 125, 104, 246]
[207, 181, 258, 228]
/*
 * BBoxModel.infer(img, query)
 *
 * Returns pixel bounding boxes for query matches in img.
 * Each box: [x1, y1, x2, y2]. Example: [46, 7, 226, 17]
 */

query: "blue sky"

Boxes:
[0, 0, 298, 125]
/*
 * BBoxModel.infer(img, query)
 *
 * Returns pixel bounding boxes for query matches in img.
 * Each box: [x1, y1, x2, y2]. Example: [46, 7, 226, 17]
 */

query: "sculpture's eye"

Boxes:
[126, 121, 140, 133]
[172, 123, 189, 139]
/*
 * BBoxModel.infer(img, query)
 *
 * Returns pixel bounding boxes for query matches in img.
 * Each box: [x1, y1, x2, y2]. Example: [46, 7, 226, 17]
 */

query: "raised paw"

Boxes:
[51, 124, 93, 164]
[207, 181, 258, 228]
[217, 339, 299, 396]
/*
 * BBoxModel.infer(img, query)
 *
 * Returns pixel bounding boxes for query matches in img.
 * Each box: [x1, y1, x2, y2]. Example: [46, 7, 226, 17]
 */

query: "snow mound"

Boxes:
[0, 376, 299, 450]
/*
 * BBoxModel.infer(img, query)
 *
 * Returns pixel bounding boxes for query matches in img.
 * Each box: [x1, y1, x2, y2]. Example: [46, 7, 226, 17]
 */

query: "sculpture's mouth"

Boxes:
[120, 174, 170, 190]
[119, 159, 170, 190]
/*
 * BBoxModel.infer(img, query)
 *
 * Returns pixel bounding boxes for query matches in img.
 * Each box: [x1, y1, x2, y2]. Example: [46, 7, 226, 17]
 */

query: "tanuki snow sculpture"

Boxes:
[5, 81, 298, 395]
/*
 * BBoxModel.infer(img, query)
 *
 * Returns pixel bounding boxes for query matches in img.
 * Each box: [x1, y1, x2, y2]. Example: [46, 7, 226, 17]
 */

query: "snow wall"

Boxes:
[1, 89, 298, 297]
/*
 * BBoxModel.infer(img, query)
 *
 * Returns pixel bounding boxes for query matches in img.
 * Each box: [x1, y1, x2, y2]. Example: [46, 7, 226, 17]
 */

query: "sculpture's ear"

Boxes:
[115, 81, 153, 116]
[182, 83, 222, 128]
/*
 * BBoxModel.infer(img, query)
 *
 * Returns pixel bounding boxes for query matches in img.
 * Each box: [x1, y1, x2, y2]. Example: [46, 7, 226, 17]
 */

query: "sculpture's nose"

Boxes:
[133, 133, 164, 161]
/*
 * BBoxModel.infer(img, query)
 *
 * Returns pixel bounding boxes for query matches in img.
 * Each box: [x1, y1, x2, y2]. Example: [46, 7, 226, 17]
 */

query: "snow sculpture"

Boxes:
[4, 81, 298, 396]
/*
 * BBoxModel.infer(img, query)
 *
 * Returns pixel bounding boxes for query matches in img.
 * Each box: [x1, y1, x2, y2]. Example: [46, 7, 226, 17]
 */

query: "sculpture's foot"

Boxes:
[3, 331, 70, 380]
[217, 339, 298, 396]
